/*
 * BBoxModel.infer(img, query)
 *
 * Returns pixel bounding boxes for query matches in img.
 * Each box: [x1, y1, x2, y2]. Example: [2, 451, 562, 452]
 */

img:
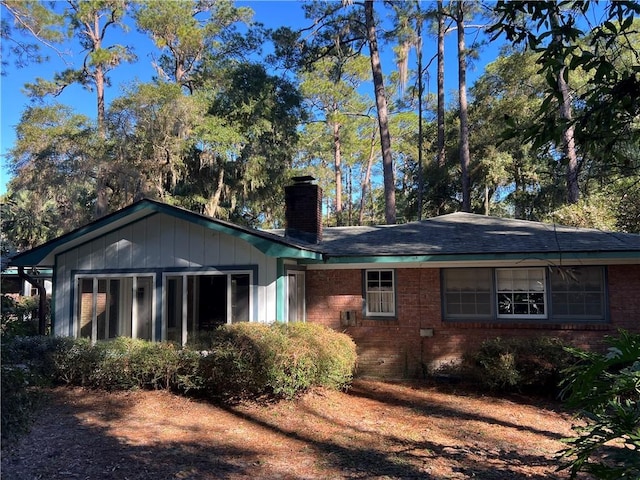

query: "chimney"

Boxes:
[285, 176, 323, 243]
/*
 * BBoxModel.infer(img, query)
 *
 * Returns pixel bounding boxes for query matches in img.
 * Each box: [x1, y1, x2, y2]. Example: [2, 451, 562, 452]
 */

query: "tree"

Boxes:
[489, 1, 640, 205]
[195, 63, 305, 225]
[0, 0, 66, 69]
[559, 331, 640, 479]
[470, 49, 547, 218]
[441, 0, 484, 213]
[364, 0, 396, 224]
[23, 0, 135, 218]
[106, 81, 204, 204]
[4, 104, 96, 245]
[299, 54, 372, 225]
[436, 0, 446, 170]
[133, 0, 255, 93]
[273, 0, 397, 224]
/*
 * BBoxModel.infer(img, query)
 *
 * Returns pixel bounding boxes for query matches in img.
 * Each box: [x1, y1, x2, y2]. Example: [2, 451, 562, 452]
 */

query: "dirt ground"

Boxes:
[1, 379, 589, 480]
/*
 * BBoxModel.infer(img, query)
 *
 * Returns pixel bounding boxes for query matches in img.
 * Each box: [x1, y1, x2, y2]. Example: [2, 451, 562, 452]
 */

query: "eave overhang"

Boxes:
[10, 199, 322, 267]
[300, 250, 640, 268]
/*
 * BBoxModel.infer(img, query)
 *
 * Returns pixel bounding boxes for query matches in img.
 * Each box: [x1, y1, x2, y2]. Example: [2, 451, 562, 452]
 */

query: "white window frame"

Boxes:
[365, 269, 396, 317]
[495, 268, 547, 319]
[161, 270, 253, 344]
[286, 269, 306, 323]
[73, 273, 156, 342]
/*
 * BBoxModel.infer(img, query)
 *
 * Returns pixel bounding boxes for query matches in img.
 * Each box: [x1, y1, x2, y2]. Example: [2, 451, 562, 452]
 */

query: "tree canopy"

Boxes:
[2, 0, 639, 254]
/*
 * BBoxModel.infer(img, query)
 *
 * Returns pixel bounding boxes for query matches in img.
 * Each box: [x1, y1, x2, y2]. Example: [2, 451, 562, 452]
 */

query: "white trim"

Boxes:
[495, 267, 547, 320]
[161, 269, 254, 345]
[365, 269, 396, 317]
[73, 272, 157, 343]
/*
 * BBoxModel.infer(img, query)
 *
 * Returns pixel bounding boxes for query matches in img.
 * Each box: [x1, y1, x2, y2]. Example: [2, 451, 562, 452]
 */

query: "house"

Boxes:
[1, 267, 53, 298]
[10, 178, 640, 377]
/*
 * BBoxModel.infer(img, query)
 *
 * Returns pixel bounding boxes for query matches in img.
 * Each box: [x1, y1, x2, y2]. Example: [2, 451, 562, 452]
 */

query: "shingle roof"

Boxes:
[292, 212, 640, 258]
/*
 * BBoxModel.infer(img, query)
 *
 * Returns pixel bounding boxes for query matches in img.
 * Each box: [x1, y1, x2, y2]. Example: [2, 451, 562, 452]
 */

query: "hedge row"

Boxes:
[1, 323, 357, 440]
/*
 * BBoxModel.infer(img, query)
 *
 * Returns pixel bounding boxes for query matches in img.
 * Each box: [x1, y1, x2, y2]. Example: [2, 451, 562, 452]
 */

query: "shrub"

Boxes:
[52, 337, 201, 392]
[1, 295, 39, 337]
[0, 335, 61, 443]
[558, 330, 640, 479]
[193, 322, 357, 400]
[464, 336, 574, 394]
[3, 323, 357, 412]
[51, 337, 99, 386]
[1, 362, 42, 442]
[283, 322, 357, 390]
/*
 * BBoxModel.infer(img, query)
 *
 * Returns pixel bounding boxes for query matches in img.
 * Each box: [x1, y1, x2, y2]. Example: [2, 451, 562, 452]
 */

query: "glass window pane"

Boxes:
[136, 277, 153, 340]
[78, 279, 93, 339]
[231, 274, 250, 323]
[108, 279, 120, 339]
[549, 267, 605, 320]
[366, 269, 395, 315]
[496, 268, 546, 319]
[443, 269, 492, 319]
[167, 276, 183, 343]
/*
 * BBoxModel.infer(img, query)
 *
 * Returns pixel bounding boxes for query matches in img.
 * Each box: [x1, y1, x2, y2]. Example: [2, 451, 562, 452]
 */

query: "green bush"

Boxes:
[558, 330, 640, 479]
[1, 363, 42, 442]
[192, 322, 357, 400]
[51, 337, 99, 386]
[0, 335, 60, 443]
[464, 336, 574, 394]
[1, 295, 39, 337]
[2, 323, 357, 418]
[283, 322, 357, 390]
[52, 337, 201, 392]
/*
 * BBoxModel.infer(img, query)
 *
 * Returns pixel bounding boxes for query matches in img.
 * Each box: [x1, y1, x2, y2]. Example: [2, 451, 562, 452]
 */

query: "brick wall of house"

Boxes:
[306, 264, 640, 378]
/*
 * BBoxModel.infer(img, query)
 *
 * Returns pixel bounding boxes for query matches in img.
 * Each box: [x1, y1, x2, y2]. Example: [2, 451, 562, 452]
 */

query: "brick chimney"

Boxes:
[285, 176, 323, 243]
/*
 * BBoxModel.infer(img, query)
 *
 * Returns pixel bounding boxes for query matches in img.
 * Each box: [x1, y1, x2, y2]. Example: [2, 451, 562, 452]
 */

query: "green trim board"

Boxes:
[276, 259, 285, 322]
[300, 250, 640, 265]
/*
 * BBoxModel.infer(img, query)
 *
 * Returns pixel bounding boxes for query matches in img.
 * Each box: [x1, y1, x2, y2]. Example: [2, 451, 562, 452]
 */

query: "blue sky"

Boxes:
[0, 0, 499, 196]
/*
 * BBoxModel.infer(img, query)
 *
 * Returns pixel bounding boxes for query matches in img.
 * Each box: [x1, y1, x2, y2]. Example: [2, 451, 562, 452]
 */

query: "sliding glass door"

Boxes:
[164, 272, 251, 344]
[76, 275, 153, 342]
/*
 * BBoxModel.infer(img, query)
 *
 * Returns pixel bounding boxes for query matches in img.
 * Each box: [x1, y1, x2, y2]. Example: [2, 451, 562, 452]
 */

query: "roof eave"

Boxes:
[301, 250, 640, 265]
[9, 199, 322, 267]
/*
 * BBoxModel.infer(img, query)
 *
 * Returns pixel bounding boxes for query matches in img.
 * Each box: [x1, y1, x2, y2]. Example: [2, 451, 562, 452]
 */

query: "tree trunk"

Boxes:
[333, 119, 343, 226]
[456, 1, 471, 213]
[416, 6, 424, 221]
[551, 9, 579, 204]
[365, 0, 396, 224]
[94, 63, 110, 218]
[437, 0, 446, 169]
[206, 166, 225, 217]
[84, 11, 109, 218]
[359, 124, 377, 225]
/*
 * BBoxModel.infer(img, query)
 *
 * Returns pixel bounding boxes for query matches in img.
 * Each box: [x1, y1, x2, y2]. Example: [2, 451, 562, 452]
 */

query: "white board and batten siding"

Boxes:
[53, 212, 279, 337]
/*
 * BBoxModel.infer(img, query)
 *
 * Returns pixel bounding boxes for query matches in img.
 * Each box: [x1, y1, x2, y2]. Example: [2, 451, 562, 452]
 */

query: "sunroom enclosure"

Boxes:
[75, 271, 253, 345]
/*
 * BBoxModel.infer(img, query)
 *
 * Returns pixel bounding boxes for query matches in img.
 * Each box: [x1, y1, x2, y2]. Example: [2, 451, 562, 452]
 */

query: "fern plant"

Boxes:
[558, 330, 640, 479]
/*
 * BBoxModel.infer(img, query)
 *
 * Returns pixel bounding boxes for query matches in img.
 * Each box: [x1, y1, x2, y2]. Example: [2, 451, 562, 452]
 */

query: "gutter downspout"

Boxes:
[18, 267, 48, 335]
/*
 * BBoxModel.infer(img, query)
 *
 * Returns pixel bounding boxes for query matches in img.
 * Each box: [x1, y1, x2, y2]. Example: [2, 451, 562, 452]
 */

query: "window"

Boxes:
[287, 270, 306, 323]
[164, 272, 252, 344]
[76, 275, 153, 342]
[550, 267, 605, 320]
[496, 268, 546, 318]
[365, 269, 395, 317]
[442, 266, 607, 323]
[443, 268, 493, 319]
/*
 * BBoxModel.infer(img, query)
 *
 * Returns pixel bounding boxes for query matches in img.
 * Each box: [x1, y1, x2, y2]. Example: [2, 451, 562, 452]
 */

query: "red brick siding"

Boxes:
[306, 264, 640, 378]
